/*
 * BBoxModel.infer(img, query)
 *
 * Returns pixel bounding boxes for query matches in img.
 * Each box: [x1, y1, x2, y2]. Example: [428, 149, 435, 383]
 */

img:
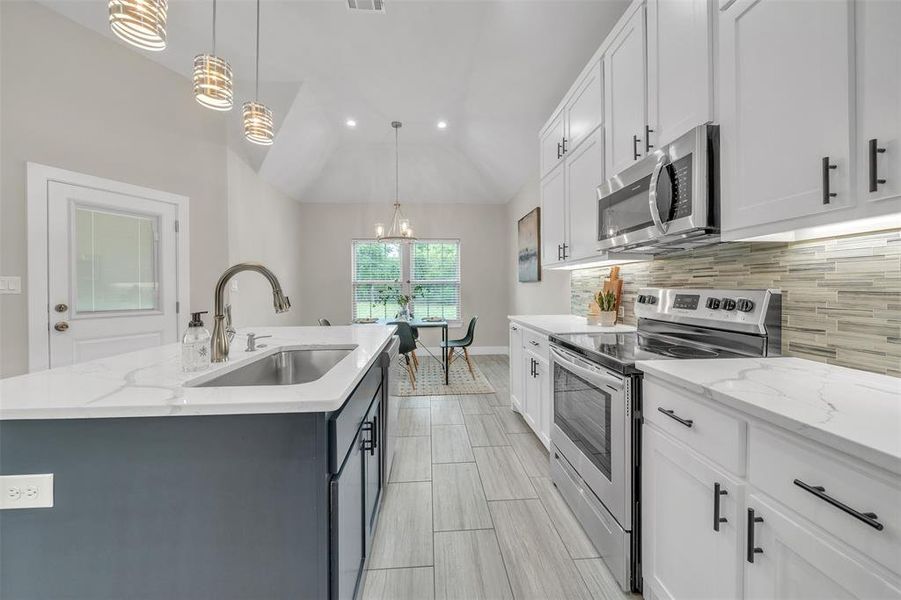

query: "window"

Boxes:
[352, 239, 461, 322]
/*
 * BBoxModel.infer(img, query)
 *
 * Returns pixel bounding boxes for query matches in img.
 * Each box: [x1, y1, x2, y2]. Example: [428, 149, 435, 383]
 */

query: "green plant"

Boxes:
[595, 290, 617, 312]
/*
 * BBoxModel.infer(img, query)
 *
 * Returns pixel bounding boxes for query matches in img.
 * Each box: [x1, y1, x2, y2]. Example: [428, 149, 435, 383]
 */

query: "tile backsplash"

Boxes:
[571, 229, 901, 376]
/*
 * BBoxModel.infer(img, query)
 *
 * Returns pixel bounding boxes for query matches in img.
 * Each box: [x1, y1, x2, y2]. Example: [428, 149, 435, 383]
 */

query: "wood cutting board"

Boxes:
[602, 266, 623, 314]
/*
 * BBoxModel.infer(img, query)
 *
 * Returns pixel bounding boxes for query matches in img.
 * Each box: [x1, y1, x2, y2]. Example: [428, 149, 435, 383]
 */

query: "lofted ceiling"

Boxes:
[37, 0, 629, 204]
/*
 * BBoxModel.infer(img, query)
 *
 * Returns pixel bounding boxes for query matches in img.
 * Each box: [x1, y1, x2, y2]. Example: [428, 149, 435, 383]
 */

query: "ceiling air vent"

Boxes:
[348, 0, 385, 12]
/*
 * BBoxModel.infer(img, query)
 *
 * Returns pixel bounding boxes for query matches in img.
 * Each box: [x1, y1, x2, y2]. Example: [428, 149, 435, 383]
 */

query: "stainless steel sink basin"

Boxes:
[194, 347, 355, 387]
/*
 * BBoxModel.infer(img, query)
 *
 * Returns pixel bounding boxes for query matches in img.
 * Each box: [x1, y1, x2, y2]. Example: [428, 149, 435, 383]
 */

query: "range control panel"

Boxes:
[635, 288, 780, 333]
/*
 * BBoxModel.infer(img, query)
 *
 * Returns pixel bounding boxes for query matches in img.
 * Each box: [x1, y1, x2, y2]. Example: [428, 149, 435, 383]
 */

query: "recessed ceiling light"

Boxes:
[346, 119, 357, 128]
[437, 120, 448, 129]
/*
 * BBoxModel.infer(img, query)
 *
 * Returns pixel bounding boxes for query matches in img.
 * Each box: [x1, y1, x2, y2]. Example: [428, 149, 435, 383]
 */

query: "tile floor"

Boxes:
[361, 355, 639, 600]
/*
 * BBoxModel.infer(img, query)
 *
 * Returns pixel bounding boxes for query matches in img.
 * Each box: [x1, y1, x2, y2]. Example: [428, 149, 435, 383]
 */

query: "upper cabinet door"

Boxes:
[540, 163, 567, 266]
[565, 126, 604, 261]
[647, 0, 714, 148]
[565, 60, 604, 156]
[604, 6, 648, 177]
[719, 0, 854, 237]
[540, 112, 566, 179]
[857, 0, 901, 208]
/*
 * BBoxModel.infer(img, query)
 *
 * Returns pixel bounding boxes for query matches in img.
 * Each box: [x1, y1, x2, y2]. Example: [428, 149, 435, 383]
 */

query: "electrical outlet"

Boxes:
[0, 474, 53, 509]
[0, 276, 22, 294]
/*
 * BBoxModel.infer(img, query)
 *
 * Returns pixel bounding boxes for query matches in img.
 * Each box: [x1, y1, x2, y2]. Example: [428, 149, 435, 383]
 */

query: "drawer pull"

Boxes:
[657, 407, 694, 428]
[713, 482, 728, 532]
[746, 508, 764, 563]
[529, 340, 540, 346]
[793, 479, 884, 531]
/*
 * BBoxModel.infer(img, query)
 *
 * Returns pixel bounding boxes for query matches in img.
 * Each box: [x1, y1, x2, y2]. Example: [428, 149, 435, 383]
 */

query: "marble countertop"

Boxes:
[636, 357, 901, 475]
[0, 326, 396, 420]
[508, 314, 636, 336]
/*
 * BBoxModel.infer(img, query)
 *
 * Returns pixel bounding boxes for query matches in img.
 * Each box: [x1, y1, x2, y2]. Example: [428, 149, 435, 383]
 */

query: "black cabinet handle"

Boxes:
[633, 134, 641, 160]
[562, 243, 568, 260]
[361, 421, 375, 455]
[529, 358, 535, 377]
[657, 407, 693, 428]
[372, 415, 379, 450]
[557, 142, 563, 159]
[822, 156, 837, 204]
[557, 244, 562, 261]
[562, 137, 568, 154]
[746, 508, 764, 563]
[713, 482, 728, 532]
[869, 138, 887, 192]
[793, 479, 884, 531]
[645, 125, 654, 153]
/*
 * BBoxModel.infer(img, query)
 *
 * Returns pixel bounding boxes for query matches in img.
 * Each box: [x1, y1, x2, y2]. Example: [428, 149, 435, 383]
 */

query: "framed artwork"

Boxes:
[517, 207, 541, 283]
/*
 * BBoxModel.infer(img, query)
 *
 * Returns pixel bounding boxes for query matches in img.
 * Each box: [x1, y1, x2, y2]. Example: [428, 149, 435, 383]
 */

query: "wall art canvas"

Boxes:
[518, 207, 541, 283]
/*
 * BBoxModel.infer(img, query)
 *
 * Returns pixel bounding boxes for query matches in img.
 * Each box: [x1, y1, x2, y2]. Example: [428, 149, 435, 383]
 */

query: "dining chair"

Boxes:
[442, 316, 478, 379]
[318, 318, 331, 326]
[394, 321, 418, 389]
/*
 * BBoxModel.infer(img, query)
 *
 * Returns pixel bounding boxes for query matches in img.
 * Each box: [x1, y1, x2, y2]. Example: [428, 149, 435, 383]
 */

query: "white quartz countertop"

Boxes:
[508, 314, 636, 336]
[0, 326, 396, 420]
[636, 357, 901, 475]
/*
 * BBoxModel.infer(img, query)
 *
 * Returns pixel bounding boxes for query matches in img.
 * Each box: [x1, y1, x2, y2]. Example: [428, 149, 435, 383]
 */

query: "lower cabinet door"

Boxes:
[535, 355, 551, 448]
[363, 397, 382, 550]
[330, 430, 365, 600]
[509, 324, 524, 411]
[745, 493, 901, 600]
[642, 426, 744, 600]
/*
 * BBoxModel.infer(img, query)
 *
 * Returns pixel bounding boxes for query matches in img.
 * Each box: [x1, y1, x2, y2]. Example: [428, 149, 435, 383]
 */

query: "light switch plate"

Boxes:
[0, 474, 54, 509]
[0, 276, 22, 294]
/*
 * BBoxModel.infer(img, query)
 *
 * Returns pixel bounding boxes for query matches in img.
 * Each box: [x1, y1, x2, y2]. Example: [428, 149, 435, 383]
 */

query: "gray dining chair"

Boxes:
[394, 321, 418, 388]
[442, 316, 478, 379]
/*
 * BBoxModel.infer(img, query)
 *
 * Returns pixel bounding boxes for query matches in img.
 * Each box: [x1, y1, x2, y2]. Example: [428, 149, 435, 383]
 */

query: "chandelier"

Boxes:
[375, 121, 416, 242]
[109, 0, 167, 51]
[242, 0, 274, 145]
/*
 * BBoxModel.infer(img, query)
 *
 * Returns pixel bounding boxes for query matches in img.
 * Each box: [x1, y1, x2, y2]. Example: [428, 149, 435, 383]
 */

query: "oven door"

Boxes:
[550, 345, 630, 529]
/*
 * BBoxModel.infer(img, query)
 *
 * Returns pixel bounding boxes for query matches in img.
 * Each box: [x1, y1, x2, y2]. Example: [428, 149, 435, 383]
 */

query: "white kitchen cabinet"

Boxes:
[643, 426, 744, 600]
[565, 60, 604, 156]
[719, 0, 855, 237]
[745, 493, 901, 600]
[509, 323, 523, 412]
[604, 5, 647, 177]
[523, 350, 550, 447]
[540, 111, 566, 179]
[565, 126, 604, 261]
[646, 0, 714, 148]
[540, 162, 567, 266]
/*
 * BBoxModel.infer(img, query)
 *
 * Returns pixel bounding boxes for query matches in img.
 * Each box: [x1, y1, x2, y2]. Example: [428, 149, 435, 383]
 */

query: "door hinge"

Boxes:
[174, 220, 180, 233]
[176, 301, 180, 314]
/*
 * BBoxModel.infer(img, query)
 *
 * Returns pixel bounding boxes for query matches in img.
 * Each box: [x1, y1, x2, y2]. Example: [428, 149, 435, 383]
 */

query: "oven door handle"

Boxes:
[648, 153, 670, 235]
[550, 346, 624, 391]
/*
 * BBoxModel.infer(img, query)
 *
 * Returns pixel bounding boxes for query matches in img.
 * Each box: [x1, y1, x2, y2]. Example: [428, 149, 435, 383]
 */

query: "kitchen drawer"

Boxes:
[522, 328, 550, 362]
[643, 379, 746, 476]
[749, 425, 901, 575]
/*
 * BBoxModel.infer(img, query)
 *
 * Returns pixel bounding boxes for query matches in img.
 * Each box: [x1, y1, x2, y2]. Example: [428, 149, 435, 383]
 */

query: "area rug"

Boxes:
[394, 355, 495, 396]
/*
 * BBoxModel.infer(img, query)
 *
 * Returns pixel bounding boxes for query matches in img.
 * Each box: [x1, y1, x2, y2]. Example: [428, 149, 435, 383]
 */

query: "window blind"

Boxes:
[352, 241, 402, 320]
[411, 240, 461, 321]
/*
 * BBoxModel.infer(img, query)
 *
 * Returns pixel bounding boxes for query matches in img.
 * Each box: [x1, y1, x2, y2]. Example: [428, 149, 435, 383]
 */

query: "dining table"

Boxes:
[374, 317, 450, 385]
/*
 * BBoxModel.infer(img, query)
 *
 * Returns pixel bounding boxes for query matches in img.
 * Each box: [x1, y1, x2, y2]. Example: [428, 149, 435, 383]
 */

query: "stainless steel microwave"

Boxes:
[596, 123, 720, 255]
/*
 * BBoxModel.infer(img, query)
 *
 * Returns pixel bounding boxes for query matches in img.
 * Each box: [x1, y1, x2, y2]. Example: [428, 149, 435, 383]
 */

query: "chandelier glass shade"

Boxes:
[194, 0, 233, 111]
[376, 121, 415, 242]
[243, 101, 274, 145]
[109, 0, 167, 51]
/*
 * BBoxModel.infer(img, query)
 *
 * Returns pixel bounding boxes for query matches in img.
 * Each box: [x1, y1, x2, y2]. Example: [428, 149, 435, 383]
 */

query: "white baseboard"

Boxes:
[418, 345, 508, 356]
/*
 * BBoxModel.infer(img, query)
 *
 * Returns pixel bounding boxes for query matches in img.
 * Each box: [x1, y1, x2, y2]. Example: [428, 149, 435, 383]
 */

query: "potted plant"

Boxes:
[590, 290, 618, 326]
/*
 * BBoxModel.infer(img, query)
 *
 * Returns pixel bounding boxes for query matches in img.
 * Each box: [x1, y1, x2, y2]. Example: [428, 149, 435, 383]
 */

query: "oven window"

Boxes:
[553, 363, 612, 480]
[598, 173, 653, 240]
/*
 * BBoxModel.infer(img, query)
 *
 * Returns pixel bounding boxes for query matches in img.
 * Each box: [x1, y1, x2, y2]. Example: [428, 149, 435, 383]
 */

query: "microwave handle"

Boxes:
[550, 346, 624, 391]
[648, 154, 670, 235]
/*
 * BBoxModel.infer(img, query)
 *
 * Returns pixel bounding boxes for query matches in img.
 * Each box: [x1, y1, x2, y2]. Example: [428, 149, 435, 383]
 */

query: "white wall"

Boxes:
[297, 202, 510, 349]
[506, 176, 572, 315]
[0, 1, 229, 377]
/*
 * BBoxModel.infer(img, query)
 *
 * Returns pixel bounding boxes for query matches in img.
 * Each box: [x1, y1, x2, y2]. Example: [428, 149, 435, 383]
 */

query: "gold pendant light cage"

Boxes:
[243, 101, 274, 145]
[193, 53, 233, 111]
[108, 0, 167, 52]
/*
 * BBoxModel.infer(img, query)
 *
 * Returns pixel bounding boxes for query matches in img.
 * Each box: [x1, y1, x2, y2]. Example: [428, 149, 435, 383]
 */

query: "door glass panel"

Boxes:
[74, 206, 160, 313]
[553, 363, 612, 480]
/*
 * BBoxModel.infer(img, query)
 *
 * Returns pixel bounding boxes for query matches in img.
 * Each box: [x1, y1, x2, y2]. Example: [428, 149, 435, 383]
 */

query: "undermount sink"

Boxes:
[194, 347, 356, 387]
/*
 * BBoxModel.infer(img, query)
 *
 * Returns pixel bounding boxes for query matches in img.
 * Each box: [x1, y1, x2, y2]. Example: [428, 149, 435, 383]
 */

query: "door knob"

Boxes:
[54, 321, 69, 332]
[54, 303, 68, 313]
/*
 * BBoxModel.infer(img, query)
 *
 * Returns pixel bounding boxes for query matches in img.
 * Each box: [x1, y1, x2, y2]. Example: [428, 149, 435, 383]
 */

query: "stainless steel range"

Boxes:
[548, 287, 782, 593]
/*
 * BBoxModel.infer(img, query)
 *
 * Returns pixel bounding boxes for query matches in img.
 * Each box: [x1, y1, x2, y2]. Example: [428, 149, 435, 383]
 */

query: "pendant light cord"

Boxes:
[255, 0, 261, 99]
[212, 0, 217, 54]
[395, 125, 399, 206]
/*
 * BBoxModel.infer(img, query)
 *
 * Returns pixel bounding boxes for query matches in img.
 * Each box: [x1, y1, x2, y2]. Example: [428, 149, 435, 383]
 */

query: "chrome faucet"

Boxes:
[211, 263, 291, 362]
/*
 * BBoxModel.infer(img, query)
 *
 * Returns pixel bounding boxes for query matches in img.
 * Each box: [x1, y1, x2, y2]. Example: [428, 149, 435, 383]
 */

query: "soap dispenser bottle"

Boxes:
[182, 311, 211, 372]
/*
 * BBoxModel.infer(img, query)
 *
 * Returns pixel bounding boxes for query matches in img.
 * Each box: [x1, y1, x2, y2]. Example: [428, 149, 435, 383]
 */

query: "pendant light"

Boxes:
[243, 0, 274, 145]
[375, 121, 416, 242]
[109, 0, 167, 52]
[193, 0, 233, 111]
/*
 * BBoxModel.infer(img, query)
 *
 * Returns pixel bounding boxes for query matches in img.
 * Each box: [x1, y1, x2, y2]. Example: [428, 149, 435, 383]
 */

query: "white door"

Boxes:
[47, 182, 180, 367]
[509, 323, 524, 412]
[540, 163, 567, 266]
[643, 426, 744, 600]
[604, 5, 648, 177]
[647, 0, 713, 148]
[719, 0, 853, 236]
[565, 126, 605, 261]
[540, 111, 566, 178]
[745, 493, 901, 600]
[565, 60, 604, 156]
[857, 0, 901, 208]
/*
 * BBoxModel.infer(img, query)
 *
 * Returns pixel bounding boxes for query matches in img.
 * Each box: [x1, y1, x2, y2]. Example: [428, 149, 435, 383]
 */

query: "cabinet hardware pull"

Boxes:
[557, 142, 563, 159]
[645, 125, 654, 153]
[869, 139, 887, 192]
[511, 325, 518, 331]
[361, 421, 375, 454]
[557, 244, 563, 261]
[657, 407, 693, 428]
[793, 479, 884, 531]
[372, 415, 379, 451]
[529, 358, 535, 377]
[529, 340, 540, 346]
[562, 243, 568, 260]
[746, 508, 764, 563]
[632, 134, 641, 161]
[562, 137, 568, 154]
[822, 156, 838, 204]
[713, 482, 728, 531]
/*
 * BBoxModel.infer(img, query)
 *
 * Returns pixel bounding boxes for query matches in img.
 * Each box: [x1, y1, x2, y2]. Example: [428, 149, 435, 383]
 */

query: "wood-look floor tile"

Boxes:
[463, 413, 511, 447]
[399, 397, 431, 409]
[397, 408, 431, 436]
[491, 406, 530, 434]
[434, 530, 514, 600]
[390, 436, 432, 482]
[368, 482, 433, 569]
[489, 499, 592, 600]
[431, 398, 465, 426]
[532, 477, 599, 559]
[458, 395, 496, 415]
[508, 433, 550, 478]
[432, 463, 493, 531]
[472, 446, 536, 501]
[431, 425, 475, 463]
[362, 567, 434, 600]
[575, 558, 638, 600]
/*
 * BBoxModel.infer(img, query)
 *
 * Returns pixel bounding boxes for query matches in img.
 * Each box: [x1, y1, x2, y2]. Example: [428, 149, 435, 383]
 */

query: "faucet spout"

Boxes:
[211, 263, 291, 362]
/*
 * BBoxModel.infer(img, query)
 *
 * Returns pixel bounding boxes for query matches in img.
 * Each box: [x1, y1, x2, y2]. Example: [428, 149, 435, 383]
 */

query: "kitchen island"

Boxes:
[0, 325, 397, 600]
